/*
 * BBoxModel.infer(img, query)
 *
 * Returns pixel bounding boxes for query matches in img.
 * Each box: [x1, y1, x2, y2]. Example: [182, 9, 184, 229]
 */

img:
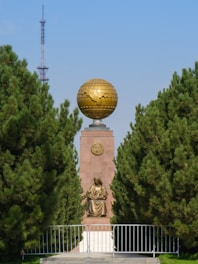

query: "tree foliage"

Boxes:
[111, 62, 198, 251]
[0, 45, 83, 258]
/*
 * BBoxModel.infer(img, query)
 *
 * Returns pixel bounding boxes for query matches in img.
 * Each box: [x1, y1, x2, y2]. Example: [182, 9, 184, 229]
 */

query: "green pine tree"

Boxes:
[0, 45, 83, 259]
[111, 62, 198, 252]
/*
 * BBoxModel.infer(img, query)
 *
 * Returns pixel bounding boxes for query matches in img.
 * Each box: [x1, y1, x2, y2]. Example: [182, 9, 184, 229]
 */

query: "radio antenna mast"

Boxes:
[37, 4, 49, 83]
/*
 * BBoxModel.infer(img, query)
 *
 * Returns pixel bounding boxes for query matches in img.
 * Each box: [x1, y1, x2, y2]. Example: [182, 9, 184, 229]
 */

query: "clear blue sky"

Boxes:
[1, 0, 198, 153]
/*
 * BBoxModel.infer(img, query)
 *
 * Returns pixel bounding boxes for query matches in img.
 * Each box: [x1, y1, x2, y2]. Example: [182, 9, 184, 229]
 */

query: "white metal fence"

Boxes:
[23, 224, 179, 258]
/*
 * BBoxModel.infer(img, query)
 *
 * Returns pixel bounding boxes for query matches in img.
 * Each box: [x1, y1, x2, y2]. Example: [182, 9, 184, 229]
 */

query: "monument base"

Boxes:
[82, 217, 111, 225]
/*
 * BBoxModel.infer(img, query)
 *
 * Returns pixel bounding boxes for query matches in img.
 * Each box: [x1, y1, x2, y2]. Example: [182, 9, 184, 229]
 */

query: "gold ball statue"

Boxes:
[77, 78, 118, 121]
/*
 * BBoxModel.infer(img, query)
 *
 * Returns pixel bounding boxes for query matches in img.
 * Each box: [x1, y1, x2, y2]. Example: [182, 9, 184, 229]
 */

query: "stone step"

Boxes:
[40, 259, 159, 264]
[40, 254, 160, 264]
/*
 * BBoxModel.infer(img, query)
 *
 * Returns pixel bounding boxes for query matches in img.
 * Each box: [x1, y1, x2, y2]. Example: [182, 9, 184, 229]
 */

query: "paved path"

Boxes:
[40, 253, 160, 263]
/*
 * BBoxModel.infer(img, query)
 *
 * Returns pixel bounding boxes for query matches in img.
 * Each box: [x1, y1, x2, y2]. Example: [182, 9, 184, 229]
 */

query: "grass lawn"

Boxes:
[159, 254, 198, 264]
[0, 256, 41, 264]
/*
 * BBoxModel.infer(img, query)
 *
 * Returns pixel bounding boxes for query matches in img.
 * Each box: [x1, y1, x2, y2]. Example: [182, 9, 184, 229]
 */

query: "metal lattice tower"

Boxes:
[37, 4, 49, 83]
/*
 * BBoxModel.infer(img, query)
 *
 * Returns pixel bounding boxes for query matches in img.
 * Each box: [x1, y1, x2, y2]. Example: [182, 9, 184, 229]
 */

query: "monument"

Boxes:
[77, 78, 118, 224]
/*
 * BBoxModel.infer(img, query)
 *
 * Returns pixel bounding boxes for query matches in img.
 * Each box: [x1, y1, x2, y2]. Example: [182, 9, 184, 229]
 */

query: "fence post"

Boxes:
[177, 237, 180, 257]
[153, 226, 155, 258]
[112, 225, 115, 258]
[87, 225, 90, 254]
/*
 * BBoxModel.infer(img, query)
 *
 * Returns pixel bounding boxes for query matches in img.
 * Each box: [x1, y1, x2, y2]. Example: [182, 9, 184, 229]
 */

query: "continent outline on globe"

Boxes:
[77, 78, 118, 120]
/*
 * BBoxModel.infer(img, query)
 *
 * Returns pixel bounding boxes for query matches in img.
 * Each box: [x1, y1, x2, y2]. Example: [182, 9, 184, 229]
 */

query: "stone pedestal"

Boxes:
[80, 126, 115, 224]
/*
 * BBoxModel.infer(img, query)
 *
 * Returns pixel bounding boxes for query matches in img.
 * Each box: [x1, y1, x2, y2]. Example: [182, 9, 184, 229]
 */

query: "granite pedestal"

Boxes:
[80, 125, 115, 224]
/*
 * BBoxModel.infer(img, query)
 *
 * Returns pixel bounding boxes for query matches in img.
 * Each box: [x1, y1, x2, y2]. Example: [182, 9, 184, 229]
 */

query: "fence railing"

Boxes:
[23, 224, 179, 258]
[112, 224, 179, 257]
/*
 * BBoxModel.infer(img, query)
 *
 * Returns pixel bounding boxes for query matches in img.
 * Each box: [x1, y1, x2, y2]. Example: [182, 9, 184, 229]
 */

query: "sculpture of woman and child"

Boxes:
[86, 177, 108, 217]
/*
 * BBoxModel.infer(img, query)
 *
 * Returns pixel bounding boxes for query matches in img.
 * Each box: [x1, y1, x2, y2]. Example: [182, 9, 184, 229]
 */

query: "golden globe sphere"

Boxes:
[77, 78, 118, 120]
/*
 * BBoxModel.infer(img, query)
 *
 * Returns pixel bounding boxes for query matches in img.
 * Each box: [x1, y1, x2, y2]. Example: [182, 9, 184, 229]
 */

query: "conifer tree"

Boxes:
[111, 62, 198, 251]
[0, 45, 83, 258]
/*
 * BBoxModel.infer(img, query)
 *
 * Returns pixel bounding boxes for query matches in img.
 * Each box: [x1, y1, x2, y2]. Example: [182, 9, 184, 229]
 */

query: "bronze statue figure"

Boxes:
[87, 177, 108, 217]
